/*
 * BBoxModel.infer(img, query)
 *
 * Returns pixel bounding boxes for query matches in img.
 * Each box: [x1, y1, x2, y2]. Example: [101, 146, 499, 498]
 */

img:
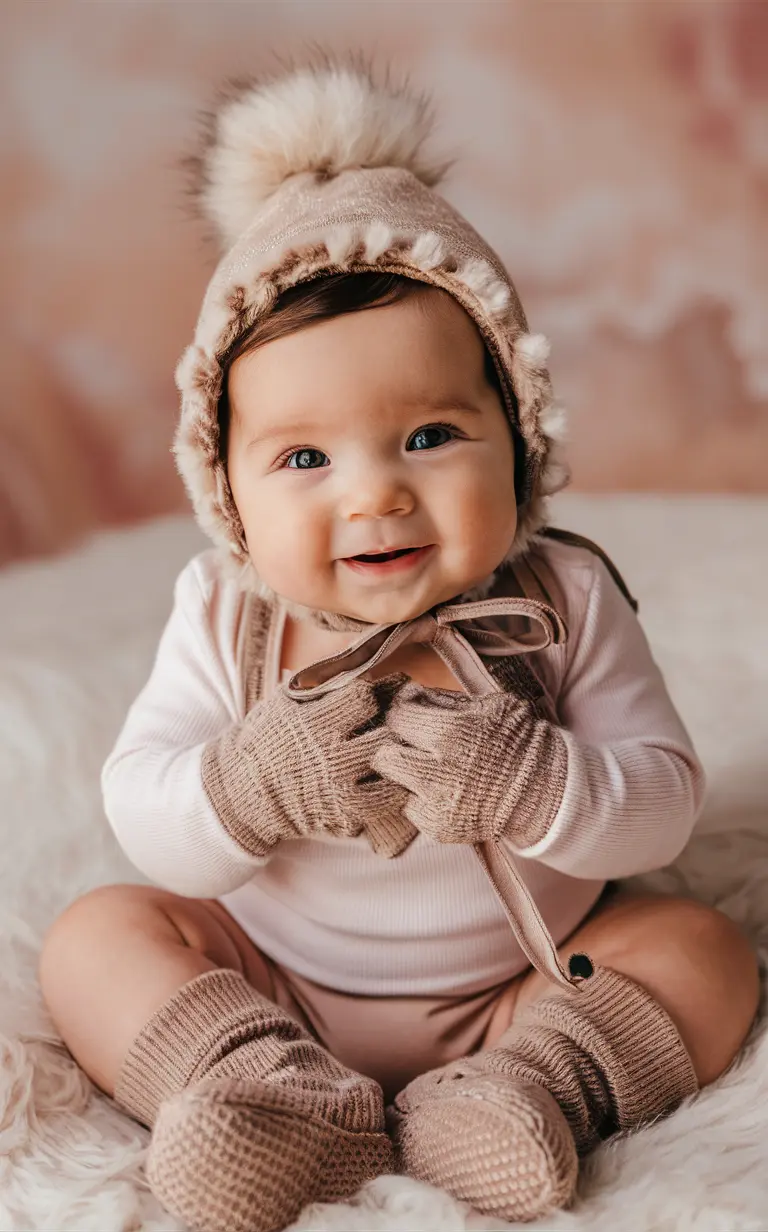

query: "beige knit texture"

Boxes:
[149, 1078, 393, 1232]
[242, 593, 272, 713]
[374, 676, 567, 847]
[200, 551, 571, 874]
[202, 673, 413, 858]
[282, 572, 569, 875]
[391, 1075, 578, 1222]
[115, 969, 393, 1232]
[489, 966, 700, 1150]
[392, 966, 699, 1221]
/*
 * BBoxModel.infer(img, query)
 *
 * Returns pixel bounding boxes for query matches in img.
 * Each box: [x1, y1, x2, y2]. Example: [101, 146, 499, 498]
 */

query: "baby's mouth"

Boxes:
[341, 544, 434, 576]
[351, 547, 418, 563]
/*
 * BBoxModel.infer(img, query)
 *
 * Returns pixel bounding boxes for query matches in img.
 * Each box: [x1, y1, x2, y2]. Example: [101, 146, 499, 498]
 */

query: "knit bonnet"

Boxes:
[174, 61, 569, 593]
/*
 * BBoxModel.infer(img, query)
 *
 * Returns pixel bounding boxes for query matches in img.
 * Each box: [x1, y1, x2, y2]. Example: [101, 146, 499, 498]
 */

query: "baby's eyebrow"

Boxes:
[245, 421, 319, 450]
[411, 399, 483, 416]
[244, 399, 483, 450]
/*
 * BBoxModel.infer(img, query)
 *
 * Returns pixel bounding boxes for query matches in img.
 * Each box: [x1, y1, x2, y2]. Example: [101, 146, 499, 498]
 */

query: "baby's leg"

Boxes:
[393, 893, 760, 1223]
[509, 890, 760, 1086]
[40, 885, 392, 1232]
[39, 883, 272, 1096]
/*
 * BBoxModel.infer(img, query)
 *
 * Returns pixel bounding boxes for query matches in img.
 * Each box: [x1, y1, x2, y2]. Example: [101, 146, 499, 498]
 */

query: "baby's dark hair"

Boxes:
[218, 272, 526, 497]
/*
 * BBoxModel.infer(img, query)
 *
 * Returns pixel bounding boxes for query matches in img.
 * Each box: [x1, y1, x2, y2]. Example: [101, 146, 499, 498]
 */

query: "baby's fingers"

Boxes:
[385, 690, 469, 752]
[371, 740, 433, 792]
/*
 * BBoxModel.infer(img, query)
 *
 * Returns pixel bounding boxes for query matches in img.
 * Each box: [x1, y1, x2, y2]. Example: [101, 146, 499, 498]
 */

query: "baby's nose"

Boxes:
[342, 472, 415, 521]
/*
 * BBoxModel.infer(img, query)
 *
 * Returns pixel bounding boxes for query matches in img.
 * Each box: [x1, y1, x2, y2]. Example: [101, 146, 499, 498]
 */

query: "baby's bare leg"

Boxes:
[39, 883, 272, 1097]
[393, 892, 760, 1223]
[41, 884, 393, 1232]
[507, 892, 761, 1085]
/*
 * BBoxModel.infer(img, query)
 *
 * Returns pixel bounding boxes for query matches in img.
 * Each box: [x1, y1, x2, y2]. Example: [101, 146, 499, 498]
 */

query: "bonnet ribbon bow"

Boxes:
[286, 595, 584, 991]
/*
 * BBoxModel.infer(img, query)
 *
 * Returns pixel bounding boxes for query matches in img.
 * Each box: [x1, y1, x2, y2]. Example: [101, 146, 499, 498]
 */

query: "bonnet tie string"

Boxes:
[286, 596, 584, 991]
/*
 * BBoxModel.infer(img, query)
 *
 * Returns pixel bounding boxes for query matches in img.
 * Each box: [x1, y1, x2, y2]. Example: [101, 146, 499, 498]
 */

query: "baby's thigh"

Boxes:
[39, 884, 272, 1095]
[510, 889, 759, 1083]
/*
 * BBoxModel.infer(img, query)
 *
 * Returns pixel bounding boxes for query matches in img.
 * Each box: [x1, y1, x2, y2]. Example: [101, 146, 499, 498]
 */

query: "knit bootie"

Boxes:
[390, 965, 699, 1223]
[115, 969, 394, 1232]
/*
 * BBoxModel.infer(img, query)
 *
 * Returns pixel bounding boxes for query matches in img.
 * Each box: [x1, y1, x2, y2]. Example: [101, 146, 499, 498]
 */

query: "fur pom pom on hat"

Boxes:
[190, 61, 450, 251]
[174, 59, 570, 587]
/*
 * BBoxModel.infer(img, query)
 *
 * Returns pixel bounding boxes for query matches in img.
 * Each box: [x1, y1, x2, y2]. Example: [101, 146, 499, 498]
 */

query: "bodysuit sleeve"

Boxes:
[102, 555, 271, 898]
[509, 549, 705, 879]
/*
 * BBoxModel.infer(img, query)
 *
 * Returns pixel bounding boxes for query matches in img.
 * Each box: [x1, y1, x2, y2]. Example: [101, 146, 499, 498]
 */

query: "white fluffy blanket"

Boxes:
[1, 496, 767, 1231]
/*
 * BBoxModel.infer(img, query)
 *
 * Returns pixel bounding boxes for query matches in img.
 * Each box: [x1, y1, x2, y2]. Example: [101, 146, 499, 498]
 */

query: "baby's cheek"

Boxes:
[459, 484, 517, 573]
[457, 471, 512, 536]
[260, 513, 336, 601]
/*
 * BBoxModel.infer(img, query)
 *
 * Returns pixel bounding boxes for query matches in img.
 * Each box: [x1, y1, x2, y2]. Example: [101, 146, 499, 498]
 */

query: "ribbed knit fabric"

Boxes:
[489, 966, 700, 1149]
[103, 539, 704, 991]
[375, 681, 568, 846]
[115, 969, 393, 1232]
[201, 675, 409, 858]
[391, 966, 699, 1222]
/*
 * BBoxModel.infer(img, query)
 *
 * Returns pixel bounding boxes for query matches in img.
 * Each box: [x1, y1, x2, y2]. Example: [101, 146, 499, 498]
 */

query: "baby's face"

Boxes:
[226, 288, 518, 624]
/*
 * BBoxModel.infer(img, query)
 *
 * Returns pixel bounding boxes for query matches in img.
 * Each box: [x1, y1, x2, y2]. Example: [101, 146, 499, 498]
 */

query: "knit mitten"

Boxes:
[202, 673, 415, 859]
[373, 678, 566, 847]
[390, 965, 698, 1223]
[115, 969, 394, 1232]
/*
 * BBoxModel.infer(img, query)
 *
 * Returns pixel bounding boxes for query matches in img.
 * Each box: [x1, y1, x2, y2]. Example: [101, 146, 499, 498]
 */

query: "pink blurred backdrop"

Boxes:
[1, 0, 766, 565]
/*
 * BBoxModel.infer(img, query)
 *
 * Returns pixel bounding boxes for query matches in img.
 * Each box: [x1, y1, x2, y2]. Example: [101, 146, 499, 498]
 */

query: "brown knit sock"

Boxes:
[391, 965, 699, 1223]
[115, 969, 393, 1232]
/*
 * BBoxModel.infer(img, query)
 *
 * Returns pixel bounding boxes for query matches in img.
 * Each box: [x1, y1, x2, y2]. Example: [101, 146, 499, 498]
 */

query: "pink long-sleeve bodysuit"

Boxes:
[103, 535, 704, 998]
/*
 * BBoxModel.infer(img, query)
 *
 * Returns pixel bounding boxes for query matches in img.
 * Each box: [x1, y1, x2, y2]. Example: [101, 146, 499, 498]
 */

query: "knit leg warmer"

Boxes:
[391, 966, 699, 1223]
[115, 969, 393, 1232]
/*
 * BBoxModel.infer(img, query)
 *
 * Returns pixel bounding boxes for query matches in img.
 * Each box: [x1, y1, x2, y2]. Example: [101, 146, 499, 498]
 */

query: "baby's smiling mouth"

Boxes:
[352, 547, 418, 563]
[340, 545, 435, 575]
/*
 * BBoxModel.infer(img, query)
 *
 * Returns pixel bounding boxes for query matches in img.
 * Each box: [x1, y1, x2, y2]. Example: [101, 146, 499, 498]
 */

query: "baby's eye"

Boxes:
[407, 424, 455, 452]
[286, 448, 330, 470]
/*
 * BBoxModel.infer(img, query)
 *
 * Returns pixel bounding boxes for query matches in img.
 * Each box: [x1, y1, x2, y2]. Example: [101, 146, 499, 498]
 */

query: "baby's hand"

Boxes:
[303, 673, 418, 858]
[208, 674, 415, 859]
[373, 678, 566, 847]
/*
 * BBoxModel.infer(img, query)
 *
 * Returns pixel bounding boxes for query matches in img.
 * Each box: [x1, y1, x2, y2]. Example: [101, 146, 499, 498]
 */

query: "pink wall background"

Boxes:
[1, 0, 766, 565]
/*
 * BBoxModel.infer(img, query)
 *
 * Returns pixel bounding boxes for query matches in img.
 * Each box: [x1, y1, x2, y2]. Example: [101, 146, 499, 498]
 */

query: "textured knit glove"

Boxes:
[372, 675, 568, 848]
[202, 674, 414, 859]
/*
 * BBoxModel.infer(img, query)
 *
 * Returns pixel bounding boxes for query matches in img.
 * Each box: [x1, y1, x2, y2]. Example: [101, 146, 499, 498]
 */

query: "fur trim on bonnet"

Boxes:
[174, 59, 570, 594]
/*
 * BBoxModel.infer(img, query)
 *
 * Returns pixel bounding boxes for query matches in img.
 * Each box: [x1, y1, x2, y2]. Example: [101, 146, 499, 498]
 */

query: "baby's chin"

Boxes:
[285, 592, 433, 627]
[342, 595, 438, 625]
[282, 574, 498, 628]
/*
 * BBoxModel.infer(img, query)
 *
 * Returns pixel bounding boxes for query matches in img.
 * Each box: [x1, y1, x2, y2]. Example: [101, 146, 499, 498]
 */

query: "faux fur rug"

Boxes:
[1, 498, 767, 1231]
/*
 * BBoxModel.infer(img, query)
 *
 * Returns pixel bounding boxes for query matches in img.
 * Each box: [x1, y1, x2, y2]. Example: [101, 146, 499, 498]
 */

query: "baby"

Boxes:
[40, 62, 759, 1232]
